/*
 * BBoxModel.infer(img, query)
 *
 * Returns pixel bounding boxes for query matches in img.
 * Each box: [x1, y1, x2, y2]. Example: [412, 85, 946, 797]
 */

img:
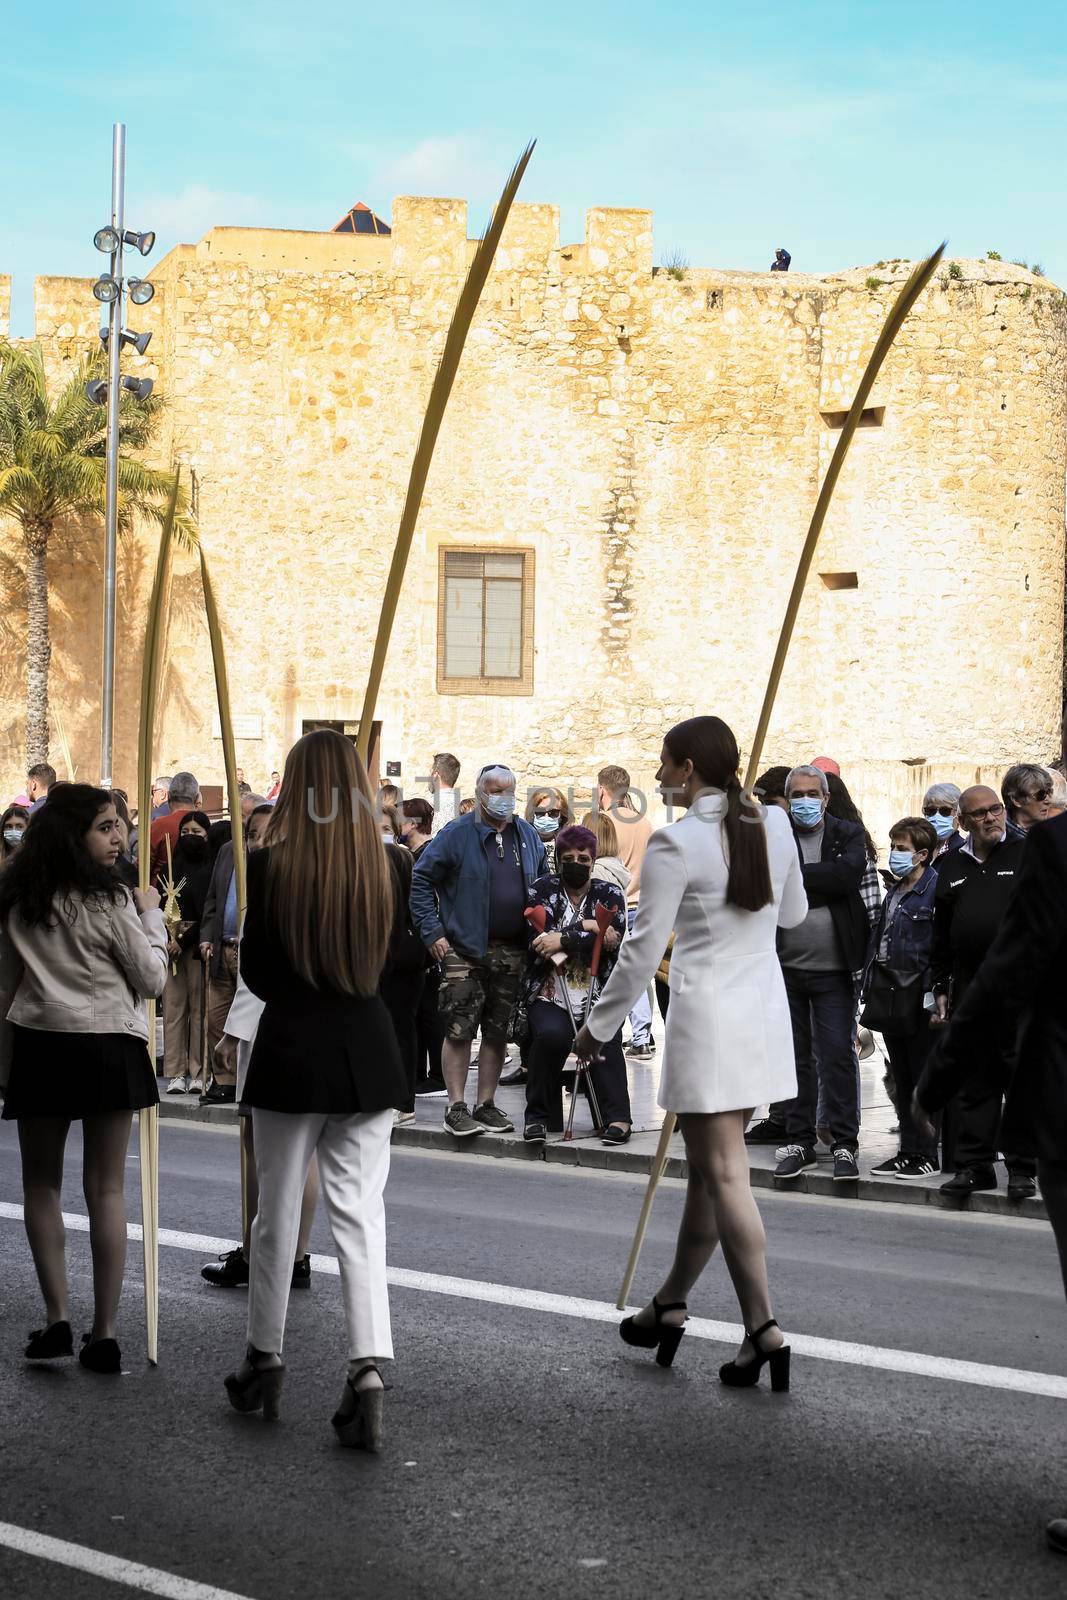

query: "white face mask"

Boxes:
[3, 828, 23, 847]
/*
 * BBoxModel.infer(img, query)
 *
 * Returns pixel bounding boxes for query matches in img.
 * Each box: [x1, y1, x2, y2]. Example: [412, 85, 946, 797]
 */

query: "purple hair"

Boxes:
[555, 824, 597, 859]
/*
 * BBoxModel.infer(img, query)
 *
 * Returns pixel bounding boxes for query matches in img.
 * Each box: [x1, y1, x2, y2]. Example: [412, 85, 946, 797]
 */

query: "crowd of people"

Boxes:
[2, 723, 1066, 1548]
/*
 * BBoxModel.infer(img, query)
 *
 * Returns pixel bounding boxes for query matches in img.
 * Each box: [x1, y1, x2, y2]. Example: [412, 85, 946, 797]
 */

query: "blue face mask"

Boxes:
[928, 811, 956, 840]
[533, 813, 559, 836]
[483, 792, 516, 820]
[888, 848, 918, 878]
[789, 797, 823, 828]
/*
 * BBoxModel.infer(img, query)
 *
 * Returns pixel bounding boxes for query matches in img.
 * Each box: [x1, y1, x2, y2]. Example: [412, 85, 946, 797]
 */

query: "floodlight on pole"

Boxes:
[102, 327, 153, 355]
[122, 376, 154, 401]
[92, 274, 120, 303]
[123, 229, 155, 256]
[128, 276, 155, 305]
[94, 225, 121, 253]
[85, 378, 108, 405]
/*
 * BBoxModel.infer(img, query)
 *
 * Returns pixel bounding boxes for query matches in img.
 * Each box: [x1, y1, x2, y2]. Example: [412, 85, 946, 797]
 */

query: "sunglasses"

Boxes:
[534, 807, 562, 818]
[922, 805, 955, 818]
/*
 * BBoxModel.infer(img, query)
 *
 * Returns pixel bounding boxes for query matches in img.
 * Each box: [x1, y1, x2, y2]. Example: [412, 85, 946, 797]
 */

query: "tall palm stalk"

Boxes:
[0, 341, 194, 765]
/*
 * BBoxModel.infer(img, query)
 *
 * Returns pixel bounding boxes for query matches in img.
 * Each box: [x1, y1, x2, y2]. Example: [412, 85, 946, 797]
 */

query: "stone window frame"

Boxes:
[436, 544, 536, 697]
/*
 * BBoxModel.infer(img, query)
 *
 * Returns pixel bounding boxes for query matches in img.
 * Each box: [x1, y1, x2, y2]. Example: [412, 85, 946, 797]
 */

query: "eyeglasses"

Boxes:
[922, 805, 955, 818]
[960, 803, 1005, 823]
[534, 807, 562, 818]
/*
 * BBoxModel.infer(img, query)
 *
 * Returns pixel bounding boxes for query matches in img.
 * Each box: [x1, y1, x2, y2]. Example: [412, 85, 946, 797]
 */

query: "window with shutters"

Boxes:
[437, 547, 535, 695]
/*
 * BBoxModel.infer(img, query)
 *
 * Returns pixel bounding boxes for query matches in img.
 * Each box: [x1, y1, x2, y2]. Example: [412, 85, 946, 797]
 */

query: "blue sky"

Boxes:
[2, 0, 1065, 334]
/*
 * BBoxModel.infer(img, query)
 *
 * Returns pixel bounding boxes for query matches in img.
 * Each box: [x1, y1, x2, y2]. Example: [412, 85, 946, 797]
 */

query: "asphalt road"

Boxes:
[1, 1117, 1065, 1600]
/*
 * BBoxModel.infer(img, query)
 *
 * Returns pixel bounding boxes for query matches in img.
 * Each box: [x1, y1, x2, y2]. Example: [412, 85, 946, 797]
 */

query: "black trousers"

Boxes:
[381, 968, 426, 1112]
[881, 1024, 938, 1161]
[415, 966, 445, 1085]
[954, 1065, 1036, 1174]
[783, 968, 859, 1150]
[525, 1000, 630, 1131]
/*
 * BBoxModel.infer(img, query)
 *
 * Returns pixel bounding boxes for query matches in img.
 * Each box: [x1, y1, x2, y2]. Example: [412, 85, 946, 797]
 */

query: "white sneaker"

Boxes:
[187, 1075, 204, 1095]
[166, 1075, 188, 1094]
[393, 1109, 416, 1127]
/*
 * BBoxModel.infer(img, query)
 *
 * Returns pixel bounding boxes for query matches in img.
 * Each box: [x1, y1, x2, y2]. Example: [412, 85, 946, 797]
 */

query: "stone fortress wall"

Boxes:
[1, 198, 1065, 845]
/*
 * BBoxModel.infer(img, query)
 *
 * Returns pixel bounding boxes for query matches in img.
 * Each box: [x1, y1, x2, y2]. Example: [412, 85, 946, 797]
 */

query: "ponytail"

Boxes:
[722, 775, 773, 912]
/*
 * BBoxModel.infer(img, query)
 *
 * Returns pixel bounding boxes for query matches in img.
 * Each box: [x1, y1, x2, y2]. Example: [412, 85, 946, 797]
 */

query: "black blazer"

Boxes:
[918, 812, 1067, 1162]
[240, 847, 406, 1115]
[200, 842, 236, 977]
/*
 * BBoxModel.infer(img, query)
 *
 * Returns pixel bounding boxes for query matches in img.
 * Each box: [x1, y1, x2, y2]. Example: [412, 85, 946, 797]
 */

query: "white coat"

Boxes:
[587, 793, 808, 1114]
[224, 967, 264, 1102]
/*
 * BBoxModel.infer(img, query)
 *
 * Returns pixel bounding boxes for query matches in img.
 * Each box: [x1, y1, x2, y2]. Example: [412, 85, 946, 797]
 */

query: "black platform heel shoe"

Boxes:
[25, 1321, 73, 1361]
[79, 1333, 121, 1374]
[718, 1318, 790, 1392]
[331, 1363, 390, 1452]
[619, 1296, 688, 1368]
[224, 1347, 285, 1419]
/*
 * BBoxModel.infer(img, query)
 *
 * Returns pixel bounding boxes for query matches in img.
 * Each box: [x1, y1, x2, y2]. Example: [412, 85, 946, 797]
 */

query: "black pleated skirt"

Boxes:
[2, 1025, 159, 1120]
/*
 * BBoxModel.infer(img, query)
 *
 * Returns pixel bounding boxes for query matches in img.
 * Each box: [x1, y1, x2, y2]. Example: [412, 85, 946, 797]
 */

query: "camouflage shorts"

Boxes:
[439, 942, 525, 1043]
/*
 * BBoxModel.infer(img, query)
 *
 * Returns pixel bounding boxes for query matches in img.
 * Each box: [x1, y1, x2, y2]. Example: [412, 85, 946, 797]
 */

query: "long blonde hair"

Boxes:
[263, 729, 393, 995]
[580, 810, 619, 859]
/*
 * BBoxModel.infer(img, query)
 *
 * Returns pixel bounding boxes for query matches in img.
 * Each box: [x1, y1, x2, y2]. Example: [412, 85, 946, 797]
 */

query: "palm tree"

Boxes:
[0, 341, 193, 764]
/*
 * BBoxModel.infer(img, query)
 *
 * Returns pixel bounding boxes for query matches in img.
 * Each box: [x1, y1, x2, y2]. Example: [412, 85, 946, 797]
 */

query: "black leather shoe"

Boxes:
[25, 1320, 73, 1360]
[291, 1254, 312, 1289]
[1007, 1168, 1038, 1200]
[745, 1117, 788, 1146]
[940, 1165, 997, 1196]
[499, 1065, 528, 1087]
[523, 1122, 547, 1144]
[1047, 1518, 1067, 1554]
[79, 1334, 121, 1374]
[201, 1082, 236, 1105]
[601, 1124, 632, 1145]
[202, 1247, 249, 1287]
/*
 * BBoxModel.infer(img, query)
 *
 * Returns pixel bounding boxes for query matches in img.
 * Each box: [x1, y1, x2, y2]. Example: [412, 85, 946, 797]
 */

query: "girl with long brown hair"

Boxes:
[222, 730, 406, 1450]
[575, 716, 808, 1390]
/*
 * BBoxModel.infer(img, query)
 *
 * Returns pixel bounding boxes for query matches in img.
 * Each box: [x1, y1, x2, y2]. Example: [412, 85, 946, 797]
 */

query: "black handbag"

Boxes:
[860, 963, 925, 1032]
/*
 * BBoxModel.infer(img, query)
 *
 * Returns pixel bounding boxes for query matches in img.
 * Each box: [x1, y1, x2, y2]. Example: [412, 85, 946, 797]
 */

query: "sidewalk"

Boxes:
[157, 1037, 1047, 1222]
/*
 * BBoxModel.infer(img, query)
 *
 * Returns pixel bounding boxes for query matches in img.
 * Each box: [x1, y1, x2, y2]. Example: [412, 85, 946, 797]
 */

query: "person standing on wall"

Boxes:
[0, 785, 167, 1374]
[575, 716, 807, 1388]
[596, 764, 655, 1060]
[223, 730, 406, 1450]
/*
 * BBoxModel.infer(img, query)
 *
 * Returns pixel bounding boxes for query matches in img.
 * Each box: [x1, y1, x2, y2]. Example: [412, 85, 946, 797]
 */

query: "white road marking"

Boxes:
[0, 1519, 256, 1600]
[1, 1200, 1065, 1401]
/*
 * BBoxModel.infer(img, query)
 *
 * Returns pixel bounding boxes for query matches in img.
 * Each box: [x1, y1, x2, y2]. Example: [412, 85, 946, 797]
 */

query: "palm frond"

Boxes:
[198, 540, 244, 914]
[355, 140, 536, 762]
[742, 243, 946, 787]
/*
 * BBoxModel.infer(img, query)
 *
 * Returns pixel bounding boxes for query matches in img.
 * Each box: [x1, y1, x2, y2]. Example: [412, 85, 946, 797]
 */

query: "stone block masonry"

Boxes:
[1, 204, 1064, 848]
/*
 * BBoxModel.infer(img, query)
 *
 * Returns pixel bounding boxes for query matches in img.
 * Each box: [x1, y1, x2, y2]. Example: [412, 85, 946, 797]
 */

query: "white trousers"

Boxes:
[247, 1107, 394, 1362]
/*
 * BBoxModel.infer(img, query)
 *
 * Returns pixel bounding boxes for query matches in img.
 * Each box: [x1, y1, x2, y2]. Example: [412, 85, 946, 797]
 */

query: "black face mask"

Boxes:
[179, 835, 208, 860]
[560, 860, 591, 890]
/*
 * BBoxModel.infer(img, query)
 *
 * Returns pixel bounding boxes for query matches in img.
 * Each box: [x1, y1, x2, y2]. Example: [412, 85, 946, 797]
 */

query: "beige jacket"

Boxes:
[0, 890, 168, 1086]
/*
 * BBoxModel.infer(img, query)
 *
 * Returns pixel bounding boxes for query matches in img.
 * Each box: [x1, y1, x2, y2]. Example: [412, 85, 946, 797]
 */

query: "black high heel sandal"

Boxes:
[224, 1347, 285, 1419]
[619, 1296, 688, 1368]
[718, 1318, 791, 1392]
[25, 1321, 73, 1361]
[79, 1334, 121, 1374]
[331, 1363, 390, 1452]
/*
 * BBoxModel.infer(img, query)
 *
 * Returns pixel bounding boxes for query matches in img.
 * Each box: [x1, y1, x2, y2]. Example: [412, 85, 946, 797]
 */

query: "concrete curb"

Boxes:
[156, 1099, 1047, 1222]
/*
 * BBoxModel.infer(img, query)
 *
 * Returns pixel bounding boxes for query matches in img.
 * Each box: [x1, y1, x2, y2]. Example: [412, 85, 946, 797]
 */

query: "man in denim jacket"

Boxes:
[410, 764, 546, 1138]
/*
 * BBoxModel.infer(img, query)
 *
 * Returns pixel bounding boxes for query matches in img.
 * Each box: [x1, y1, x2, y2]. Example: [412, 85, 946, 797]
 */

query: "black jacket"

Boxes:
[240, 847, 406, 1115]
[918, 813, 1067, 1161]
[931, 837, 1025, 1001]
[790, 813, 870, 976]
[200, 843, 237, 977]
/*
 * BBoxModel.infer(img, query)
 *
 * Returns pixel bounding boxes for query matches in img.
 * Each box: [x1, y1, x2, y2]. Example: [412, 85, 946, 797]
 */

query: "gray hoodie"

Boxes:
[592, 856, 632, 895]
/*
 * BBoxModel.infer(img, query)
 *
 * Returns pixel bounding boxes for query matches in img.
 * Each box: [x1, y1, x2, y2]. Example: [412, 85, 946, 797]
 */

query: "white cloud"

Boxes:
[142, 184, 270, 244]
[348, 135, 505, 206]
